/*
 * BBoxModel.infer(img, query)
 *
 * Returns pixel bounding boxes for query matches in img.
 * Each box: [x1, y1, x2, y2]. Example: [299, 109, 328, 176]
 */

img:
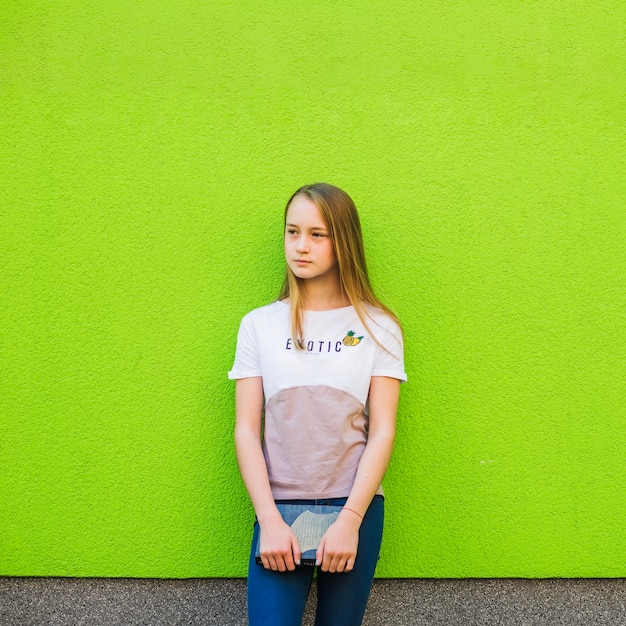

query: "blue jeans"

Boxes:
[247, 495, 384, 626]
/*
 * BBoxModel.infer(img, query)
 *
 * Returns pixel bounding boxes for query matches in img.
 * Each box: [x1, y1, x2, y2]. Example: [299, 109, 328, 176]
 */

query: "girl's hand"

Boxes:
[259, 519, 302, 572]
[316, 510, 361, 573]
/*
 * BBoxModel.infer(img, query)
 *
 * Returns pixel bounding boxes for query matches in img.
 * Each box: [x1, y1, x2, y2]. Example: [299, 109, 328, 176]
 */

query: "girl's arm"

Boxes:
[316, 375, 400, 573]
[234, 377, 301, 571]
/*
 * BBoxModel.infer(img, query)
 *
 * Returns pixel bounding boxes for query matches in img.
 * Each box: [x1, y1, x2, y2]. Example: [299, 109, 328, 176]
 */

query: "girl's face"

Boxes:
[284, 195, 338, 283]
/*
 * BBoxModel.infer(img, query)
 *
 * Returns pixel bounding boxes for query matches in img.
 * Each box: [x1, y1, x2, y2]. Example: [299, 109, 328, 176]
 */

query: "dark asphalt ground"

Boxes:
[1, 577, 625, 625]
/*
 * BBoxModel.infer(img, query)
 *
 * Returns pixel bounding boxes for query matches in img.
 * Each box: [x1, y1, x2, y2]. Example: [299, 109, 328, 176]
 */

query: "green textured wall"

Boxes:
[1, 1, 624, 578]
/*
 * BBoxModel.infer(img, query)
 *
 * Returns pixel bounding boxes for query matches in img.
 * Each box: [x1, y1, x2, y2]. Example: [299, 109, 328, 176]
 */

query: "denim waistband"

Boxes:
[274, 494, 384, 507]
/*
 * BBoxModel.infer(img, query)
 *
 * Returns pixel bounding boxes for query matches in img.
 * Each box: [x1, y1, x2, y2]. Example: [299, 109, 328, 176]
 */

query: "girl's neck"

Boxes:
[300, 281, 350, 311]
[302, 295, 351, 311]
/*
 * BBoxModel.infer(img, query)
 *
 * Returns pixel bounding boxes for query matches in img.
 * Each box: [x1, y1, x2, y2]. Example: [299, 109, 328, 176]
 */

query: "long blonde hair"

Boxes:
[278, 182, 402, 350]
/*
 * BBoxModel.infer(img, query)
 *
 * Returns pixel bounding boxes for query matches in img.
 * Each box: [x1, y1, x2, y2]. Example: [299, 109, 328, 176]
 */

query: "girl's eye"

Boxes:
[286, 229, 298, 235]
[313, 232, 326, 238]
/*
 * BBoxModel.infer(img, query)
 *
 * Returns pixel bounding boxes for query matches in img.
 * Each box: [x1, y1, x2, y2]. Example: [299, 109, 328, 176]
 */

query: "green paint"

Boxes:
[1, 1, 624, 577]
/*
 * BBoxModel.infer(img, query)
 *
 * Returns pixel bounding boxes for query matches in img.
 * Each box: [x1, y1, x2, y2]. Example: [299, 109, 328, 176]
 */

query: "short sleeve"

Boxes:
[228, 313, 262, 379]
[371, 317, 407, 382]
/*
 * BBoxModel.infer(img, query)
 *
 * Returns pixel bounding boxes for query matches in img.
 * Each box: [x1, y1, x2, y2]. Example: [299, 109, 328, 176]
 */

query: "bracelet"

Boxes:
[342, 506, 363, 520]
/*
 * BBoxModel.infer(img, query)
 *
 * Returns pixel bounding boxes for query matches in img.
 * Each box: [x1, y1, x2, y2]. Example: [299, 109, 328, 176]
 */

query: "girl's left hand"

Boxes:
[316, 510, 361, 573]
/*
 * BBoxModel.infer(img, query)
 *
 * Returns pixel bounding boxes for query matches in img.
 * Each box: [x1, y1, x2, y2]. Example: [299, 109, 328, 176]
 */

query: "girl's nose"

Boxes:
[296, 235, 309, 252]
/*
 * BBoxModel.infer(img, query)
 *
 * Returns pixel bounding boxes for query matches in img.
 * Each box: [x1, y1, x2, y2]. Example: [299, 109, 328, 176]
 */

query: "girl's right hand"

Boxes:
[259, 520, 302, 571]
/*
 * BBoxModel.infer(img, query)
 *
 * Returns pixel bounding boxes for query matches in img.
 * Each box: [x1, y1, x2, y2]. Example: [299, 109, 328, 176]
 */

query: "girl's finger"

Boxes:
[315, 538, 325, 567]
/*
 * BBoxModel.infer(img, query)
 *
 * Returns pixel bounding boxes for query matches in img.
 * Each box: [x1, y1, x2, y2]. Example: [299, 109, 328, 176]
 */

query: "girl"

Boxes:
[229, 183, 406, 626]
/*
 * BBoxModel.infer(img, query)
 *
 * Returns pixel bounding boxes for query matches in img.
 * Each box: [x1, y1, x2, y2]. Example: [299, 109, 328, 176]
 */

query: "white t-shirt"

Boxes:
[229, 300, 407, 499]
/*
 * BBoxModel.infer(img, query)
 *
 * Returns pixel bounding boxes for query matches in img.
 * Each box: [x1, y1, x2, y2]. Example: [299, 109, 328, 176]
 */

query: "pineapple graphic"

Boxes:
[342, 330, 364, 346]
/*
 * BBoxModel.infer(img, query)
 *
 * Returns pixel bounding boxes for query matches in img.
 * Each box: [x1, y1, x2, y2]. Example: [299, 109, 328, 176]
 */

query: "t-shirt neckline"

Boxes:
[276, 300, 354, 313]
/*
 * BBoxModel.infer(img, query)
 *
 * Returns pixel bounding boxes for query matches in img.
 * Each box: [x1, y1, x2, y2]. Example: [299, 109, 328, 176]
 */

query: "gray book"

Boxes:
[254, 503, 343, 566]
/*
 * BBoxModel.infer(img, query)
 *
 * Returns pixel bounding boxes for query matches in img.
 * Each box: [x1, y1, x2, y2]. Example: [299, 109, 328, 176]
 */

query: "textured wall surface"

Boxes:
[1, 1, 625, 578]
